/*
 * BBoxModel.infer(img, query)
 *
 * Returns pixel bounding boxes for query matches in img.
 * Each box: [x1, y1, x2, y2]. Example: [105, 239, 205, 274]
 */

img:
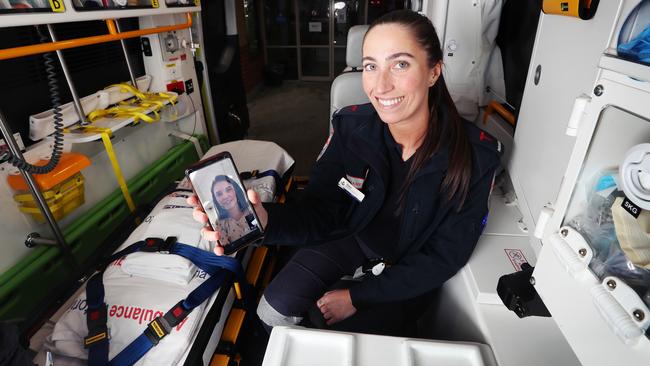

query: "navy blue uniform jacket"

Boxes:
[264, 103, 501, 309]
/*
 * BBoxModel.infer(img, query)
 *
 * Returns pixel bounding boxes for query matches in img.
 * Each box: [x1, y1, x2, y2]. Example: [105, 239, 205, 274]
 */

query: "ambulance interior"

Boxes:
[1, 0, 649, 365]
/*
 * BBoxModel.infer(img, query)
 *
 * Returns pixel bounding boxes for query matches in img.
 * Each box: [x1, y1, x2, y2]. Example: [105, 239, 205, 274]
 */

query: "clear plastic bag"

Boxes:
[566, 170, 650, 307]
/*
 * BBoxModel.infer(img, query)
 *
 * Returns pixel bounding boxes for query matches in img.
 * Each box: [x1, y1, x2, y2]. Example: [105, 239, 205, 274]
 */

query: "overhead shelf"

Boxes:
[0, 0, 199, 28]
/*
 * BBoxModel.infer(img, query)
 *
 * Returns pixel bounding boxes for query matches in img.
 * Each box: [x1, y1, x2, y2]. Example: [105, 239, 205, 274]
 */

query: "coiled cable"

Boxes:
[6, 25, 64, 174]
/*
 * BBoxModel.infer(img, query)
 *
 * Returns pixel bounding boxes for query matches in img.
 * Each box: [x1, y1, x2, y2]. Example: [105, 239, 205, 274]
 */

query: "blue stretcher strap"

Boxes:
[108, 273, 226, 366]
[86, 238, 244, 366]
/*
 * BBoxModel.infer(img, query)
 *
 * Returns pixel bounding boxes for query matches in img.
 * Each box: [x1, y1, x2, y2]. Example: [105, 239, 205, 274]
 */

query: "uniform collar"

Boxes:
[347, 107, 451, 179]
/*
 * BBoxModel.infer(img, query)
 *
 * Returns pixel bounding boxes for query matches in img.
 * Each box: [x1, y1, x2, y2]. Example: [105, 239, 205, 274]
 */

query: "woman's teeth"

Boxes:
[378, 96, 404, 107]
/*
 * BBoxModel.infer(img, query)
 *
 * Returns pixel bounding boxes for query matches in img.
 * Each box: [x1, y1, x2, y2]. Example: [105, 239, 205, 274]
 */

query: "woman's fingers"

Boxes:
[188, 195, 224, 256]
[192, 208, 208, 224]
[201, 227, 220, 242]
[247, 189, 268, 228]
[213, 243, 225, 256]
[187, 195, 202, 209]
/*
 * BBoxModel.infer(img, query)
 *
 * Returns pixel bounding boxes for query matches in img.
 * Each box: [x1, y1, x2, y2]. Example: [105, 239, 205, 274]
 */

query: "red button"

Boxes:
[173, 306, 183, 318]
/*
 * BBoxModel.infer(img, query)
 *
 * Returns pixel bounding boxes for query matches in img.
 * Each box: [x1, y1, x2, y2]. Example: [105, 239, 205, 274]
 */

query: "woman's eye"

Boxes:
[394, 61, 409, 70]
[363, 63, 376, 71]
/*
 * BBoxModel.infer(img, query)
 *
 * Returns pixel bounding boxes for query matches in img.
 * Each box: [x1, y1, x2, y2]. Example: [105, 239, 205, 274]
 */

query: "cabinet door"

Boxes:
[536, 63, 650, 366]
[509, 0, 622, 252]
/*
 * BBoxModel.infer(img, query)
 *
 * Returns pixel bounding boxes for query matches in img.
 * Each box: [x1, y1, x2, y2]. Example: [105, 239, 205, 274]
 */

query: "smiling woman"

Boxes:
[192, 9, 501, 334]
[211, 175, 253, 244]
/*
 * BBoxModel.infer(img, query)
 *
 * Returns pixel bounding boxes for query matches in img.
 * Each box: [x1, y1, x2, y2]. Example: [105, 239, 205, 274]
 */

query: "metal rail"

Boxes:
[0, 13, 192, 61]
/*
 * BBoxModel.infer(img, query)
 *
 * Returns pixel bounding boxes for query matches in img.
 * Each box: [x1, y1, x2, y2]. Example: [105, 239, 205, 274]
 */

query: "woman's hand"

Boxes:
[316, 289, 357, 325]
[246, 189, 268, 229]
[187, 195, 225, 255]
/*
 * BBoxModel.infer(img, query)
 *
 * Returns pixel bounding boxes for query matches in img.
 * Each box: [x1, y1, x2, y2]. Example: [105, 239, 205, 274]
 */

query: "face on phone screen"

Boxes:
[188, 157, 261, 249]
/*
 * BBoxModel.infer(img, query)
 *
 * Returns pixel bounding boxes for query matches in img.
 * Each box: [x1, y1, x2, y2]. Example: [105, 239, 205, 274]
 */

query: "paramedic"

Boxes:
[211, 175, 254, 244]
[191, 10, 500, 328]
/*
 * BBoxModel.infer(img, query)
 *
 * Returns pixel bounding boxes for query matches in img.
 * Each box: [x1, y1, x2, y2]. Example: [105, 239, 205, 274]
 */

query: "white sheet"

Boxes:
[119, 192, 211, 285]
[38, 140, 294, 365]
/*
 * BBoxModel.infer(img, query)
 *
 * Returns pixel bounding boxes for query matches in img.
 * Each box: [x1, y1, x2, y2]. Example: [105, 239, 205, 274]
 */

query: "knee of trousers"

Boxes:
[257, 294, 303, 327]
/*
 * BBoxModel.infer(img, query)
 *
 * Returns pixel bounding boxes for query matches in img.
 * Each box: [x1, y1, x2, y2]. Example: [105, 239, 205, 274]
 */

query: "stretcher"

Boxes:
[27, 140, 294, 365]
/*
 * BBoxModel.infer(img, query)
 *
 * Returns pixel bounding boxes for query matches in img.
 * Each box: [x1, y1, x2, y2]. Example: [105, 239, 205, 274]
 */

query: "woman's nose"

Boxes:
[375, 68, 393, 94]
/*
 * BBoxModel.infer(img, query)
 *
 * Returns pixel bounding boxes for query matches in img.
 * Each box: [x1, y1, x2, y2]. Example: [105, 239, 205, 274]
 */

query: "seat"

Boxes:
[330, 25, 370, 128]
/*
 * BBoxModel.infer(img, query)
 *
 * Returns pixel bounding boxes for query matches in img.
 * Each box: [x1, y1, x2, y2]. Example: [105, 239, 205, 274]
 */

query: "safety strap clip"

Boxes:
[141, 236, 177, 253]
[84, 305, 109, 348]
[144, 317, 171, 345]
[162, 301, 190, 328]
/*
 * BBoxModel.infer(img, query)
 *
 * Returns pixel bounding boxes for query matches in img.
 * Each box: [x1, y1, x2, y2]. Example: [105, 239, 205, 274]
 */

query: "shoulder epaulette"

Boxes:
[465, 122, 503, 156]
[333, 103, 375, 117]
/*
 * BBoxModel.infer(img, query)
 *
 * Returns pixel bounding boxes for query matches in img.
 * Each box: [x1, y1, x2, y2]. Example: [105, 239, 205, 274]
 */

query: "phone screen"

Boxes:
[188, 154, 263, 254]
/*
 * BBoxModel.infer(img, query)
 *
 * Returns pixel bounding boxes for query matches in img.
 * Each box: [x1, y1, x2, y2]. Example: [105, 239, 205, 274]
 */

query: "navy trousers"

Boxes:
[262, 237, 368, 321]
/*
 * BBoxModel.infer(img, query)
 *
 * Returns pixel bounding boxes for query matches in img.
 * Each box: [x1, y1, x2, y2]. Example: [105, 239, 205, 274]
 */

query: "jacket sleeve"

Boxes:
[262, 120, 356, 246]
[348, 166, 496, 308]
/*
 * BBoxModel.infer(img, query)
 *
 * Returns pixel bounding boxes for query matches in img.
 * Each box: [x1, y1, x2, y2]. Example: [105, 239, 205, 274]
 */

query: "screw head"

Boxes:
[594, 84, 604, 96]
[529, 276, 536, 286]
[633, 310, 645, 322]
[560, 228, 569, 237]
[578, 248, 587, 257]
[606, 279, 617, 290]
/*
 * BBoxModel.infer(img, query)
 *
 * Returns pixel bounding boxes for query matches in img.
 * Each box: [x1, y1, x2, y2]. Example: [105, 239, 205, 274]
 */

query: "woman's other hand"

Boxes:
[187, 195, 224, 255]
[316, 289, 357, 325]
[247, 189, 268, 229]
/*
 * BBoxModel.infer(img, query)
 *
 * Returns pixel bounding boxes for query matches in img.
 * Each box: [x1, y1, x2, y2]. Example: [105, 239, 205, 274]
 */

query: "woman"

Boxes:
[191, 10, 500, 329]
[210, 175, 254, 245]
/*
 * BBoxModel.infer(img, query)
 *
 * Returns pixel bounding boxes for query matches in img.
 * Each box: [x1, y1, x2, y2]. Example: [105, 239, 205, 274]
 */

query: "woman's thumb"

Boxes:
[246, 189, 268, 228]
[247, 189, 261, 206]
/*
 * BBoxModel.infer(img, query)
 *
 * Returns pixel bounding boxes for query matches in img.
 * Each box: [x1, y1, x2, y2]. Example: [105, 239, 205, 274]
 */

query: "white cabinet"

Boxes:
[534, 55, 650, 365]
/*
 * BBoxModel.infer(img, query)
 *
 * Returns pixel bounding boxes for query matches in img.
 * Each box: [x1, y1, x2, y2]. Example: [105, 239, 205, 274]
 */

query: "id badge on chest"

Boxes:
[338, 177, 365, 202]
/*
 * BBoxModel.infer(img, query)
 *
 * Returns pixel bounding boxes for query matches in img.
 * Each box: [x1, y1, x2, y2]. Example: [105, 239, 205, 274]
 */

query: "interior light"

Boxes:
[334, 2, 346, 10]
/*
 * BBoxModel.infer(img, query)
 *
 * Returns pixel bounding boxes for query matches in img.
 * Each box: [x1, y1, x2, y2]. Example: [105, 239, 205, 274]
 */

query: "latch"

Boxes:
[547, 226, 594, 277]
[591, 276, 650, 345]
[566, 94, 591, 136]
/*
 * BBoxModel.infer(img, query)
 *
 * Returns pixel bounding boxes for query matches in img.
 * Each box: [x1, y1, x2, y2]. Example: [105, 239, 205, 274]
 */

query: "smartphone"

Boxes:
[186, 151, 264, 255]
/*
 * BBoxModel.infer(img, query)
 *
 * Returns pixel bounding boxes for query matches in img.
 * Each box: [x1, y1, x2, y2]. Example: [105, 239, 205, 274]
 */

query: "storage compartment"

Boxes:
[14, 172, 85, 222]
[534, 59, 650, 365]
[7, 153, 91, 222]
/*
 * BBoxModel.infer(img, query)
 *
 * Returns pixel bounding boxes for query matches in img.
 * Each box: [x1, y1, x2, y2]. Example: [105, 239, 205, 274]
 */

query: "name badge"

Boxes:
[338, 177, 365, 202]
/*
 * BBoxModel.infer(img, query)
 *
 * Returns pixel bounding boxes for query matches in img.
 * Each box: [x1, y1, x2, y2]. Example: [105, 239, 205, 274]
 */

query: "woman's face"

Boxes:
[213, 180, 237, 211]
[362, 24, 440, 126]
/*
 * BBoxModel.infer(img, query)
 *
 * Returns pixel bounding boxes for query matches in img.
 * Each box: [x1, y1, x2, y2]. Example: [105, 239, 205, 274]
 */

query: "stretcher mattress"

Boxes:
[30, 141, 295, 365]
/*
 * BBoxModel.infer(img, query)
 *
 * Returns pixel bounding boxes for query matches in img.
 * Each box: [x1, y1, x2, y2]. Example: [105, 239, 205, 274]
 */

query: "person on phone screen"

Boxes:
[211, 175, 254, 244]
[191, 10, 500, 333]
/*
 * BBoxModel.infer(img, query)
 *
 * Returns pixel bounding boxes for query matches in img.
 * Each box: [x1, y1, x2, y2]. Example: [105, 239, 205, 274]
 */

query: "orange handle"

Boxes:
[0, 13, 192, 61]
[483, 100, 516, 127]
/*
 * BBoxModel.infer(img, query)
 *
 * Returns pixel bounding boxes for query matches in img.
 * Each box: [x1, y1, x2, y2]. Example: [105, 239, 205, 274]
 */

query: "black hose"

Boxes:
[6, 25, 64, 175]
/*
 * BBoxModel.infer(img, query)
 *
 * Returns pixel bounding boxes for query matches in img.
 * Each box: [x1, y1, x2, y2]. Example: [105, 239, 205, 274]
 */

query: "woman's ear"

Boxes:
[429, 62, 442, 87]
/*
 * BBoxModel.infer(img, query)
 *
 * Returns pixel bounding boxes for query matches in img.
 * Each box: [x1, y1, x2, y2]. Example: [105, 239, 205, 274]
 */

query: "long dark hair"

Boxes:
[211, 175, 248, 219]
[366, 10, 472, 210]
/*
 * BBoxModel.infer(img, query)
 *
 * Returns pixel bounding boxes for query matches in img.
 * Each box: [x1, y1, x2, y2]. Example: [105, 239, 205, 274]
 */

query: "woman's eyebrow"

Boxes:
[386, 52, 414, 60]
[362, 52, 415, 63]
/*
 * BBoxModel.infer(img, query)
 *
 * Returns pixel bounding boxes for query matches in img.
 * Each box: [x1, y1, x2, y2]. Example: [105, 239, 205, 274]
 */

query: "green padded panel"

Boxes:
[0, 137, 208, 321]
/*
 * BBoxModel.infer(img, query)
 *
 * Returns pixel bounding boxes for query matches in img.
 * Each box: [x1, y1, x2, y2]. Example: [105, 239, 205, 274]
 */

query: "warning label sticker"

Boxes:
[504, 249, 528, 271]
